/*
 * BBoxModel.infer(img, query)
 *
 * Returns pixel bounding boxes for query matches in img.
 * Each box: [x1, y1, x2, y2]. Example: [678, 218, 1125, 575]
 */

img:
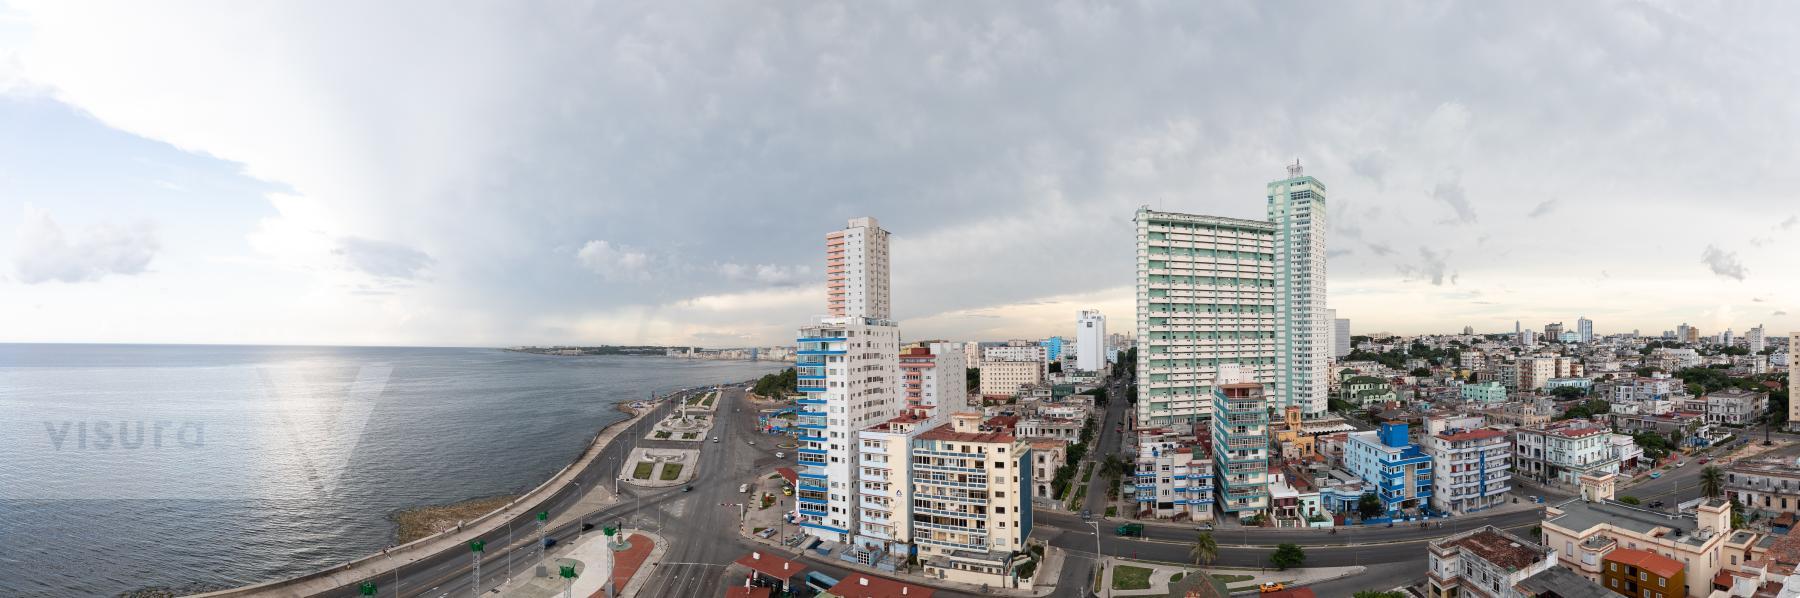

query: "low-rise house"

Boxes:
[1342, 375, 1399, 407]
[1426, 525, 1557, 598]
[1460, 381, 1508, 403]
[1725, 457, 1800, 517]
[1027, 439, 1068, 500]
[1268, 465, 1326, 528]
[1599, 548, 1685, 598]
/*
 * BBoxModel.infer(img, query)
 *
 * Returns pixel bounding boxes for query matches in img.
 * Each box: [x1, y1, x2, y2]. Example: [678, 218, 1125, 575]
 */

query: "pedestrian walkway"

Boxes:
[736, 515, 1063, 597]
[490, 528, 615, 598]
[614, 530, 665, 598]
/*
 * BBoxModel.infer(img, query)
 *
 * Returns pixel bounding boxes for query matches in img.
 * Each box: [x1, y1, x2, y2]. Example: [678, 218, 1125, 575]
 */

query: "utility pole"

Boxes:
[537, 510, 549, 570]
[383, 552, 400, 597]
[1088, 520, 1106, 598]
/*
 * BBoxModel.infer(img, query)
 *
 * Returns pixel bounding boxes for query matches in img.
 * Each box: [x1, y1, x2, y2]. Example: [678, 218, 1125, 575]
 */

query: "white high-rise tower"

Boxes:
[1268, 161, 1329, 416]
[793, 217, 901, 545]
[1076, 309, 1108, 372]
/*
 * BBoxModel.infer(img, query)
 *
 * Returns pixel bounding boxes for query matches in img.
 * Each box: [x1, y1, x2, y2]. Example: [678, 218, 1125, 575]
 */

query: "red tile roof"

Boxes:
[734, 551, 804, 579]
[776, 467, 797, 486]
[826, 573, 935, 598]
[725, 586, 774, 598]
[1605, 548, 1684, 579]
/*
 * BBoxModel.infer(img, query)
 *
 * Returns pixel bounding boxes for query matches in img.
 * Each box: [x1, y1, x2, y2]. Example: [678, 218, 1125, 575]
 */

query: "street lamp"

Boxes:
[382, 551, 400, 597]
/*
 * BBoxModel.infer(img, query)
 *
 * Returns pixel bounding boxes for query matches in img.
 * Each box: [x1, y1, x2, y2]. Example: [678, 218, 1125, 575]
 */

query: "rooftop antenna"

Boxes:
[1287, 158, 1303, 178]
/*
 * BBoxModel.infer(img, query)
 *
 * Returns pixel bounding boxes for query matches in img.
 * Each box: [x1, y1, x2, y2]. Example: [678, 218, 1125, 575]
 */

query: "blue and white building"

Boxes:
[1133, 429, 1215, 522]
[1345, 422, 1433, 516]
[1211, 379, 1270, 521]
[793, 218, 902, 545]
[1422, 428, 1511, 515]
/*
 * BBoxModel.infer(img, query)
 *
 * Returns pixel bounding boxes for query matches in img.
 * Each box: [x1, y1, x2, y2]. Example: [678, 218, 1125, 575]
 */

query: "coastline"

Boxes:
[184, 390, 673, 598]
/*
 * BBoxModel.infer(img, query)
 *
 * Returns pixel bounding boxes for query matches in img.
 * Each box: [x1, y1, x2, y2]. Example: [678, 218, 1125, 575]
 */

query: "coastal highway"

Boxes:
[310, 389, 693, 598]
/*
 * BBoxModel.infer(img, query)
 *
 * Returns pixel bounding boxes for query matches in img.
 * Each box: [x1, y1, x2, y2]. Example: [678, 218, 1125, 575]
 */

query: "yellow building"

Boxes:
[1541, 473, 1745, 598]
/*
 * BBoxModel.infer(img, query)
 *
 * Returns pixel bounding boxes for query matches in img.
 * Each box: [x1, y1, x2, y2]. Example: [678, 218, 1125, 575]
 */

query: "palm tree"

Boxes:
[1190, 531, 1218, 566]
[1700, 465, 1725, 499]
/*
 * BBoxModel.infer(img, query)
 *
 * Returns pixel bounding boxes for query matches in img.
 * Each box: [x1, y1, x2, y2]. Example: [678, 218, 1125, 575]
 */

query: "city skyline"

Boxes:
[5, 2, 1800, 348]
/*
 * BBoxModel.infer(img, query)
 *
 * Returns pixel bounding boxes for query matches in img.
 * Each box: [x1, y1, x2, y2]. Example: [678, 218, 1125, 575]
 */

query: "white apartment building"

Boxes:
[1747, 325, 1765, 354]
[899, 342, 968, 418]
[1519, 357, 1557, 391]
[978, 359, 1043, 398]
[852, 413, 936, 559]
[1133, 429, 1216, 522]
[827, 217, 890, 320]
[1028, 439, 1068, 500]
[1133, 207, 1277, 431]
[1511, 422, 1619, 487]
[1427, 526, 1557, 598]
[794, 217, 902, 546]
[1607, 375, 1678, 403]
[1333, 314, 1352, 359]
[1424, 428, 1512, 515]
[1268, 162, 1329, 415]
[911, 413, 1031, 586]
[1577, 317, 1594, 343]
[982, 340, 1047, 364]
[1704, 389, 1768, 426]
[1076, 309, 1108, 373]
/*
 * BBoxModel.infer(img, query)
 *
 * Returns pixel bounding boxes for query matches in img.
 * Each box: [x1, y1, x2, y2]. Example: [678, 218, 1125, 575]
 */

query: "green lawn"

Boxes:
[633, 462, 653, 479]
[653, 431, 671, 439]
[1105, 506, 1117, 518]
[1169, 572, 1185, 583]
[1210, 574, 1253, 584]
[1069, 485, 1088, 511]
[660, 463, 684, 481]
[1111, 565, 1153, 590]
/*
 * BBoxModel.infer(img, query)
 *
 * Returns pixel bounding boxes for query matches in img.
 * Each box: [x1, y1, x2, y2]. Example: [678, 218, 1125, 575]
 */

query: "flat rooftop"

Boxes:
[1546, 499, 1711, 547]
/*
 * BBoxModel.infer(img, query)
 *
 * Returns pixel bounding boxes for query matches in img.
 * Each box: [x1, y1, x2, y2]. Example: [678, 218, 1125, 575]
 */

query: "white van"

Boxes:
[739, 483, 749, 493]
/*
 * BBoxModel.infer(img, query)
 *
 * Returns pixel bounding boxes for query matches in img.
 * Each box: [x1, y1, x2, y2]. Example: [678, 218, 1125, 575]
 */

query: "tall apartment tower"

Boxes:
[1076, 309, 1108, 372]
[1577, 317, 1594, 343]
[827, 216, 891, 320]
[1334, 315, 1352, 358]
[1211, 364, 1270, 522]
[793, 217, 902, 545]
[1748, 325, 1766, 354]
[1268, 162, 1329, 415]
[1134, 206, 1277, 431]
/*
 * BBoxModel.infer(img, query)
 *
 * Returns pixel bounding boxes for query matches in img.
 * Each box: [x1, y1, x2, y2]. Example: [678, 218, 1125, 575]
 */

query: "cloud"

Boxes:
[1397, 247, 1454, 285]
[1527, 198, 1560, 218]
[718, 262, 812, 286]
[575, 240, 650, 281]
[1781, 215, 1798, 230]
[1699, 245, 1747, 281]
[1432, 180, 1477, 224]
[11, 204, 158, 284]
[1348, 151, 1390, 188]
[1365, 242, 1395, 257]
[1776, 310, 1789, 316]
[1753, 297, 1765, 302]
[333, 237, 433, 280]
[1327, 248, 1354, 258]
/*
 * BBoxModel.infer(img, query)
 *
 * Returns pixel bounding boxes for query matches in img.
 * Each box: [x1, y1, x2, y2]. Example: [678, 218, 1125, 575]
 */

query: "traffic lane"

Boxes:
[1033, 506, 1543, 547]
[1044, 524, 1512, 570]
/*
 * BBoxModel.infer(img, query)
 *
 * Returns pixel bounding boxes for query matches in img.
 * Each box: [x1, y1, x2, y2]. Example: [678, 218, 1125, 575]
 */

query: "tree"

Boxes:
[1410, 367, 1432, 378]
[1048, 361, 1063, 374]
[1190, 531, 1218, 566]
[1551, 386, 1588, 400]
[1269, 543, 1306, 570]
[966, 367, 980, 389]
[1618, 496, 1641, 505]
[1357, 492, 1384, 519]
[1701, 465, 1725, 499]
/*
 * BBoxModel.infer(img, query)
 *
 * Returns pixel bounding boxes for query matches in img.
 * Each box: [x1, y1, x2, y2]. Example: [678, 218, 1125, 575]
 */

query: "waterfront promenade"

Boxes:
[189, 390, 686, 597]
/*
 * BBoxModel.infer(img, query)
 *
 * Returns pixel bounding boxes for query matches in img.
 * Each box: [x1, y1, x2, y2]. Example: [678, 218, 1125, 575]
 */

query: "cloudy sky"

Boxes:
[2, 1, 1797, 348]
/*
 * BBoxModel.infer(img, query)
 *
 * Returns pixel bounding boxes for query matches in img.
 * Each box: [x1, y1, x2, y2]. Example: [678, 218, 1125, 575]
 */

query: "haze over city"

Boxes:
[3, 2, 1797, 348]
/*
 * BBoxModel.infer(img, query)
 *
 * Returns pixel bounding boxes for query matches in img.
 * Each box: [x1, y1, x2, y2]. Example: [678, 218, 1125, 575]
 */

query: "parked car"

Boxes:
[739, 483, 749, 493]
[775, 451, 785, 458]
[683, 485, 692, 492]
[1080, 509, 1091, 520]
[1259, 582, 1286, 593]
[712, 437, 720, 443]
[1699, 457, 1710, 464]
[1115, 523, 1144, 537]
[1649, 472, 1662, 479]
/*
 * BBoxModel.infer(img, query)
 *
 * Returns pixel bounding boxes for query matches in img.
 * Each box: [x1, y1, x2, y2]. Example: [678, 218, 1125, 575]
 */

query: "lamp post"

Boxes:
[573, 482, 584, 540]
[383, 551, 400, 597]
[469, 540, 485, 598]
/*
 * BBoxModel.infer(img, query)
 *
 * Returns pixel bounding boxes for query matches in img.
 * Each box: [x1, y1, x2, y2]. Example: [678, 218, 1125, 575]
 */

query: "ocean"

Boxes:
[0, 344, 784, 597]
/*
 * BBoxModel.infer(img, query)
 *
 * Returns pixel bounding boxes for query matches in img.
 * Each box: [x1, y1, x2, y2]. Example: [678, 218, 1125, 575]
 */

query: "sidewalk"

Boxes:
[490, 527, 616, 598]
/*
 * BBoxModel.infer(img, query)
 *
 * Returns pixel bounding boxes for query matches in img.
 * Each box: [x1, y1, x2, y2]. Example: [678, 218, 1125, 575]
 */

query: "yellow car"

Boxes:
[782, 486, 793, 496]
[1258, 582, 1286, 593]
